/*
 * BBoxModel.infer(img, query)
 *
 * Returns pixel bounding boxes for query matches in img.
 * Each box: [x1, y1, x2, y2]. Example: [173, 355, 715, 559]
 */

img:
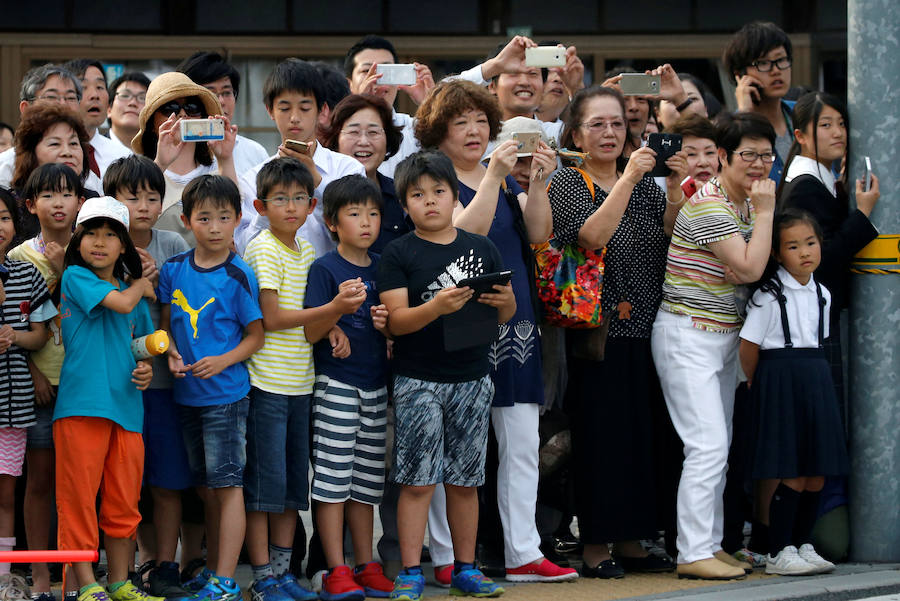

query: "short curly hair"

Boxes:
[323, 94, 403, 160]
[12, 104, 90, 190]
[414, 80, 502, 150]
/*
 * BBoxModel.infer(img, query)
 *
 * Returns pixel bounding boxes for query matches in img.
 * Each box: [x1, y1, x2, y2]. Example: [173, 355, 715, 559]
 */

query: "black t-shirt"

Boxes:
[377, 228, 504, 383]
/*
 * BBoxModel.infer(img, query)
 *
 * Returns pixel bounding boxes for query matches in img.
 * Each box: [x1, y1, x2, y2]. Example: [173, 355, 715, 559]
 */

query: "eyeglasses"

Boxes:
[580, 120, 627, 132]
[341, 127, 385, 140]
[115, 91, 147, 104]
[209, 89, 234, 100]
[750, 57, 792, 72]
[259, 195, 311, 207]
[37, 93, 80, 104]
[735, 150, 776, 164]
[158, 99, 203, 117]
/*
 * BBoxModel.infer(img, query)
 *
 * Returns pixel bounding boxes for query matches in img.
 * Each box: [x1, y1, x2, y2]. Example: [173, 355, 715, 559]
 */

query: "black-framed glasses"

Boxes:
[750, 57, 792, 72]
[158, 99, 203, 117]
[259, 195, 311, 207]
[116, 91, 147, 104]
[735, 150, 776, 164]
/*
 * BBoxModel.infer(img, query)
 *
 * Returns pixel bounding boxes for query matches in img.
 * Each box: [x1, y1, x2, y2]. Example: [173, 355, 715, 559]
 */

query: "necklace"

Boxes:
[711, 177, 752, 224]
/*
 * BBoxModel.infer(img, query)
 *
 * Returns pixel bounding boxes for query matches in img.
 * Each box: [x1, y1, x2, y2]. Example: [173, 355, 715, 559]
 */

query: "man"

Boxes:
[63, 59, 131, 177]
[106, 72, 150, 156]
[310, 61, 350, 142]
[177, 51, 269, 176]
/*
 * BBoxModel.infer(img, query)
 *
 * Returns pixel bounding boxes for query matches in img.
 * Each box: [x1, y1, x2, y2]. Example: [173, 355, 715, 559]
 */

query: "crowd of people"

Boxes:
[0, 19, 880, 601]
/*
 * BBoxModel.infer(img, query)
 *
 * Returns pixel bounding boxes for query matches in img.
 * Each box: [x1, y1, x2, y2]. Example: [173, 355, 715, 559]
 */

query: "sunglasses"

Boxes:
[158, 99, 203, 117]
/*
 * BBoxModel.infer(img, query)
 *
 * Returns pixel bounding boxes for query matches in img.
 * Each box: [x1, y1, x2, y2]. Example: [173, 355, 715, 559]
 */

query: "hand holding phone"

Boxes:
[525, 46, 566, 68]
[284, 139, 310, 154]
[375, 64, 417, 86]
[647, 133, 683, 176]
[180, 118, 225, 142]
[619, 73, 661, 96]
[864, 156, 873, 191]
[513, 132, 540, 155]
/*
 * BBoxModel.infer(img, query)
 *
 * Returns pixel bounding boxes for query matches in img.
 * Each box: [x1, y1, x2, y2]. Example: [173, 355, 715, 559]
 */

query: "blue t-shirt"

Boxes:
[305, 250, 387, 391]
[158, 250, 263, 407]
[54, 265, 153, 432]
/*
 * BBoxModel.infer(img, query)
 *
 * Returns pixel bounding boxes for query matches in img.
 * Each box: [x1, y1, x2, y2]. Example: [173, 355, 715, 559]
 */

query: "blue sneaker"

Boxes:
[183, 569, 213, 594]
[249, 577, 293, 601]
[389, 571, 424, 601]
[274, 575, 317, 601]
[449, 568, 504, 597]
[190, 577, 240, 601]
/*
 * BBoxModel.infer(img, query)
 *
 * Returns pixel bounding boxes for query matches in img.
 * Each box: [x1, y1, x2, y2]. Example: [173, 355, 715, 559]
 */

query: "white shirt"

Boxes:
[233, 135, 269, 180]
[0, 147, 102, 196]
[785, 155, 836, 197]
[106, 130, 135, 158]
[236, 143, 365, 256]
[378, 111, 419, 179]
[740, 266, 831, 350]
[91, 129, 131, 177]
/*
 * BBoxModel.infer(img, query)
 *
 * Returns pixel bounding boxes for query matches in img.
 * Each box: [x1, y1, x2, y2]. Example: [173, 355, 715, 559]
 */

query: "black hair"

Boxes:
[322, 175, 383, 242]
[256, 157, 315, 201]
[108, 71, 151, 96]
[264, 58, 325, 110]
[177, 51, 241, 100]
[779, 91, 849, 197]
[752, 208, 823, 305]
[103, 155, 165, 198]
[715, 111, 776, 161]
[723, 21, 793, 77]
[20, 164, 82, 239]
[64, 216, 141, 281]
[393, 150, 458, 208]
[561, 85, 628, 172]
[181, 174, 241, 220]
[62, 59, 107, 86]
[0, 187, 20, 242]
[344, 35, 399, 78]
[310, 61, 351, 110]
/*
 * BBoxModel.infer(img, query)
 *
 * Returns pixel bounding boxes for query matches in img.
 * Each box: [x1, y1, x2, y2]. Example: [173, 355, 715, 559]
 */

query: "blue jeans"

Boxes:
[178, 397, 249, 489]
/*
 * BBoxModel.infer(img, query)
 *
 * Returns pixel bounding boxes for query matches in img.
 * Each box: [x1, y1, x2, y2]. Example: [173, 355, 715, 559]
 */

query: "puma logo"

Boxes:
[171, 289, 215, 339]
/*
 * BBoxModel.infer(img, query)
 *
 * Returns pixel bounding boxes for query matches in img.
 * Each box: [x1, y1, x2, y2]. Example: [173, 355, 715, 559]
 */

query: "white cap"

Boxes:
[76, 196, 130, 229]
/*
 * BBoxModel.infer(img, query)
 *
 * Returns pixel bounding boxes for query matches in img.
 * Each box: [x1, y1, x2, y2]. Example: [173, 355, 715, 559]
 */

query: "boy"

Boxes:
[376, 151, 516, 601]
[158, 175, 264, 601]
[241, 157, 334, 601]
[304, 175, 393, 600]
[104, 155, 193, 600]
[235, 58, 364, 255]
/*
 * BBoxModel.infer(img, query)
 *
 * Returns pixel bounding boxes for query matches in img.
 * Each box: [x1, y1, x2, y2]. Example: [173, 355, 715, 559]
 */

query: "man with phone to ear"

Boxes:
[723, 21, 795, 182]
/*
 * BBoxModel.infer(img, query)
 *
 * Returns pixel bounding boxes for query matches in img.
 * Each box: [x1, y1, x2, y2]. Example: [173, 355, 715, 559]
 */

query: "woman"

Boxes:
[414, 79, 574, 584]
[131, 72, 237, 244]
[651, 112, 777, 580]
[548, 85, 682, 579]
[11, 104, 96, 237]
[324, 93, 409, 253]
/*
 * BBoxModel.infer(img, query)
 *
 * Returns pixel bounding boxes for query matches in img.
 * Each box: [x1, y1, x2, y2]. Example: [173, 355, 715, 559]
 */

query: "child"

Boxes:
[305, 175, 393, 600]
[158, 175, 264, 601]
[0, 187, 57, 594]
[8, 163, 83, 601]
[376, 151, 516, 601]
[103, 155, 193, 600]
[53, 196, 157, 601]
[739, 209, 849, 576]
[241, 157, 322, 601]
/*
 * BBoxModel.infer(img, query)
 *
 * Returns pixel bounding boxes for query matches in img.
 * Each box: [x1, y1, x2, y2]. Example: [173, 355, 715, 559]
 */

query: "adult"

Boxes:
[651, 112, 777, 580]
[323, 94, 409, 253]
[311, 61, 351, 142]
[657, 73, 711, 131]
[132, 72, 237, 245]
[664, 113, 720, 187]
[414, 79, 575, 583]
[106, 72, 151, 156]
[177, 51, 269, 177]
[62, 59, 131, 177]
[0, 123, 13, 153]
[723, 21, 795, 182]
[548, 85, 681, 579]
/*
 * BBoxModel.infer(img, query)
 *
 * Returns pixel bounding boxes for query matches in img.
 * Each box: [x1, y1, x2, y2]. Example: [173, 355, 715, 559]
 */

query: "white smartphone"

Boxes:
[619, 73, 661, 96]
[525, 46, 566, 68]
[864, 156, 873, 191]
[375, 64, 416, 86]
[180, 118, 224, 142]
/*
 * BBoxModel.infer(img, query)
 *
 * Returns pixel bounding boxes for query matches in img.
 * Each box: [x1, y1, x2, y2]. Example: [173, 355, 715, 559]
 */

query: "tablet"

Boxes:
[456, 270, 513, 298]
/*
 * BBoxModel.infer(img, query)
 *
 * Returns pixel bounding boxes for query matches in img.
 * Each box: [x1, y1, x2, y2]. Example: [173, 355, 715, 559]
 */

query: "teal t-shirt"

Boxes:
[54, 265, 153, 432]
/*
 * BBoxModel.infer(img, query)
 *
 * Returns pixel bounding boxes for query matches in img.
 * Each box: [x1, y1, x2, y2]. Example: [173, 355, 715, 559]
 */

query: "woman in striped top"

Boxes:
[650, 112, 777, 581]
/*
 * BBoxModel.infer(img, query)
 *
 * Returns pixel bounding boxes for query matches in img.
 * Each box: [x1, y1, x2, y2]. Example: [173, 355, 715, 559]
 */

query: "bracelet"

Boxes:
[676, 97, 695, 112]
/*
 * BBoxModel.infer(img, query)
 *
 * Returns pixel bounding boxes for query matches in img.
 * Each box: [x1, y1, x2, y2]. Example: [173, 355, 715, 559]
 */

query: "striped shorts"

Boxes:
[0, 427, 26, 476]
[311, 375, 388, 505]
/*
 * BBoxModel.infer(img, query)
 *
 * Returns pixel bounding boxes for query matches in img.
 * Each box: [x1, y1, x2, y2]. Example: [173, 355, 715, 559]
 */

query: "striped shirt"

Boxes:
[660, 178, 755, 332]
[244, 229, 316, 395]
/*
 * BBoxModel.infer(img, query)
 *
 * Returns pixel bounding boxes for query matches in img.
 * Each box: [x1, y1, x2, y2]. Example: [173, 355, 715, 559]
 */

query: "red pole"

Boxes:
[0, 550, 98, 562]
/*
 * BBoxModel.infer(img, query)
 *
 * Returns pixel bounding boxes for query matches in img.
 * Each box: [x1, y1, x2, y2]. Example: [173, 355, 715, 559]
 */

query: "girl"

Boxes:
[739, 209, 849, 576]
[53, 196, 158, 601]
[0, 187, 57, 595]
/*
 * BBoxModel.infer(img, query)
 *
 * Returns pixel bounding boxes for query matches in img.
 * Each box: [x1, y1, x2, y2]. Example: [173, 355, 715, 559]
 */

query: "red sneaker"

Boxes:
[433, 565, 452, 588]
[506, 558, 579, 582]
[352, 562, 392, 598]
[321, 565, 364, 601]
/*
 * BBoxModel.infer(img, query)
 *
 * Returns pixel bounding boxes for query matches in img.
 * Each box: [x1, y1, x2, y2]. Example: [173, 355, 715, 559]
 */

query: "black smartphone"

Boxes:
[647, 133, 683, 177]
[456, 270, 513, 298]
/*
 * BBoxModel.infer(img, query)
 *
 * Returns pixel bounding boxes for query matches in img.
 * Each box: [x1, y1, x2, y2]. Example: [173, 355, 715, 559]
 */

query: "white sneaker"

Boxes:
[0, 574, 31, 601]
[309, 569, 327, 594]
[798, 543, 836, 574]
[766, 545, 818, 576]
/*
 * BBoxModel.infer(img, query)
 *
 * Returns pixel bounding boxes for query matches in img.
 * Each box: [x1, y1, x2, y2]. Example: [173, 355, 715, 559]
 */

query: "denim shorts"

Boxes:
[143, 389, 193, 490]
[178, 397, 249, 489]
[27, 398, 56, 450]
[244, 387, 311, 512]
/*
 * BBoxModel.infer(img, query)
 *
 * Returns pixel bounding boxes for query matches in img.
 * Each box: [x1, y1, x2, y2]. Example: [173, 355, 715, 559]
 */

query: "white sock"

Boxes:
[0, 536, 15, 575]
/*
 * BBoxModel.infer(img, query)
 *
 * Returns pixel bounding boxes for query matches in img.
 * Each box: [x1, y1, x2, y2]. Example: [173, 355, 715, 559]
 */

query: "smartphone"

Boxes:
[681, 176, 698, 199]
[619, 73, 661, 96]
[864, 156, 873, 191]
[284, 139, 310, 154]
[525, 46, 566, 68]
[647, 133, 683, 177]
[375, 64, 416, 86]
[513, 132, 540, 155]
[456, 270, 513, 298]
[179, 118, 224, 142]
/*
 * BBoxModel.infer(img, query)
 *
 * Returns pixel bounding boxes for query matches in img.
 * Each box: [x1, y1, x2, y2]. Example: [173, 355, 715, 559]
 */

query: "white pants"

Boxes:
[651, 310, 738, 564]
[427, 402, 543, 568]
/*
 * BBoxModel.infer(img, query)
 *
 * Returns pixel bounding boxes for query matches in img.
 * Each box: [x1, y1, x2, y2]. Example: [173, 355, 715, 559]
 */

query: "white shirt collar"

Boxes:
[777, 265, 817, 291]
[785, 155, 836, 197]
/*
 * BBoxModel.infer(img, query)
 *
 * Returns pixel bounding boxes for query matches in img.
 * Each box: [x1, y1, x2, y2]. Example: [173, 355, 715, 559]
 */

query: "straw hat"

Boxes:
[131, 72, 222, 155]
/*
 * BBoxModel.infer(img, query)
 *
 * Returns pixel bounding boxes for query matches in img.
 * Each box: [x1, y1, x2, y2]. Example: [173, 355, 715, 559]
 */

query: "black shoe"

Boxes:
[580, 558, 625, 579]
[554, 533, 582, 556]
[180, 558, 206, 584]
[149, 562, 191, 599]
[615, 554, 676, 573]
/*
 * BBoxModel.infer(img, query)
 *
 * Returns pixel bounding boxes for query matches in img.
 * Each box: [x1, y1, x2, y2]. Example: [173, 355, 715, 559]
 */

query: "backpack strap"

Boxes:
[815, 281, 826, 347]
[545, 167, 596, 201]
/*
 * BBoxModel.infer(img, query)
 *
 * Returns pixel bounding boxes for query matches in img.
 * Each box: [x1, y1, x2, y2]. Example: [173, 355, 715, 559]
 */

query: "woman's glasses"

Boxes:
[158, 99, 203, 117]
